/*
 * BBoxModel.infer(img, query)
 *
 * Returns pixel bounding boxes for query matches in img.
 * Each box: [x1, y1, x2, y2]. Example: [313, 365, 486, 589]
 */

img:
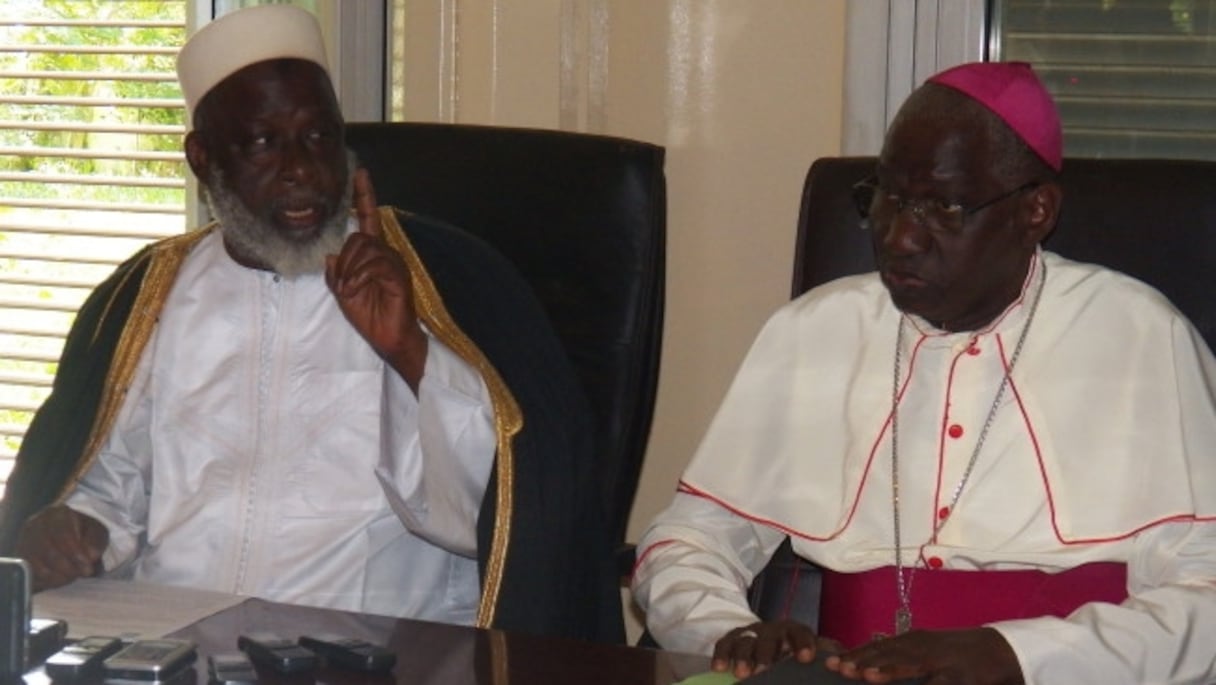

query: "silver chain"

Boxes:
[890, 259, 1046, 635]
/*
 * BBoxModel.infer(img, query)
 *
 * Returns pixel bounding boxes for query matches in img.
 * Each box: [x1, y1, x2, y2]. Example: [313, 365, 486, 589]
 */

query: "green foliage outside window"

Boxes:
[0, 0, 186, 201]
[0, 0, 187, 470]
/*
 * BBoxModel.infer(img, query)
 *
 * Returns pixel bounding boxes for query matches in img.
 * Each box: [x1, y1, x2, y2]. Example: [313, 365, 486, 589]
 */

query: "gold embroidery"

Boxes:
[89, 253, 150, 348]
[380, 209, 523, 628]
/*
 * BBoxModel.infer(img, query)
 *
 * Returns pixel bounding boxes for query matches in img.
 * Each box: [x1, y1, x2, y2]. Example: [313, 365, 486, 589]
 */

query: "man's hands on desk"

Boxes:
[16, 505, 108, 591]
[712, 621, 1024, 684]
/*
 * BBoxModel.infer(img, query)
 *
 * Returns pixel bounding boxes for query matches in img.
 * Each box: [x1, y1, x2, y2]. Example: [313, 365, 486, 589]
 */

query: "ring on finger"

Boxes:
[738, 629, 759, 639]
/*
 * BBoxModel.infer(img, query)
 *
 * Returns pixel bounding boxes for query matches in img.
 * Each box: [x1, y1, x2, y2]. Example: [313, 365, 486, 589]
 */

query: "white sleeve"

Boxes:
[375, 332, 496, 559]
[631, 491, 787, 655]
[994, 520, 1216, 685]
[61, 355, 155, 575]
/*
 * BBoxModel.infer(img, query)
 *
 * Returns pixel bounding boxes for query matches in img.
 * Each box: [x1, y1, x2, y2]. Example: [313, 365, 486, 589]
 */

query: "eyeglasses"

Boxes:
[852, 175, 1039, 235]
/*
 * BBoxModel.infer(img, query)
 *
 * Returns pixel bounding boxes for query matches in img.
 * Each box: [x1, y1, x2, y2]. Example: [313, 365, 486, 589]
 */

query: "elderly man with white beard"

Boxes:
[0, 4, 622, 644]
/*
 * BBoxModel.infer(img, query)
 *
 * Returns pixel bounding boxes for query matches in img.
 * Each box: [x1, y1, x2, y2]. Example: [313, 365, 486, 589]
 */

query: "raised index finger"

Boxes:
[354, 167, 382, 238]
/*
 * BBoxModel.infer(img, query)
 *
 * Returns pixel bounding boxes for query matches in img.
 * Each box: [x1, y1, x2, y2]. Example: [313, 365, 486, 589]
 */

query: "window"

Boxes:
[843, 1, 1216, 161]
[992, 0, 1216, 160]
[0, 0, 188, 498]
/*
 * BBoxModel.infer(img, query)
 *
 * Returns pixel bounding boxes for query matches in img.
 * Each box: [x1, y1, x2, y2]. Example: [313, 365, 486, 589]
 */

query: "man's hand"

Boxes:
[824, 627, 1023, 684]
[711, 620, 834, 680]
[325, 168, 428, 391]
[15, 505, 108, 592]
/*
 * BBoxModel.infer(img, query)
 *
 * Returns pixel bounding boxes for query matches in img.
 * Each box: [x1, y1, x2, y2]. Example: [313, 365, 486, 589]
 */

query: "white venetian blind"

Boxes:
[994, 0, 1216, 160]
[0, 0, 188, 498]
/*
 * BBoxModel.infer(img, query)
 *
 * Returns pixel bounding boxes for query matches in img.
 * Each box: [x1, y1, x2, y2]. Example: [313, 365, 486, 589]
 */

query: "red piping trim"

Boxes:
[678, 481, 842, 541]
[931, 341, 974, 541]
[674, 330, 933, 544]
[632, 539, 678, 576]
[1005, 334, 1216, 544]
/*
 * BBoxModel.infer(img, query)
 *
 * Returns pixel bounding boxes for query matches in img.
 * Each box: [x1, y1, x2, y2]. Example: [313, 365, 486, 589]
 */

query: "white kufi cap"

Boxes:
[176, 4, 329, 119]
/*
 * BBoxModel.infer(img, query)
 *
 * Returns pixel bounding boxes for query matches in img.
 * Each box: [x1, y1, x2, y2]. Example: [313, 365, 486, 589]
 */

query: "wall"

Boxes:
[396, 0, 847, 641]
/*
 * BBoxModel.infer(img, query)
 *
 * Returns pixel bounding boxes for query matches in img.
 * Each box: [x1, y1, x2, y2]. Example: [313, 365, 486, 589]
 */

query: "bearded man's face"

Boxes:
[191, 59, 353, 276]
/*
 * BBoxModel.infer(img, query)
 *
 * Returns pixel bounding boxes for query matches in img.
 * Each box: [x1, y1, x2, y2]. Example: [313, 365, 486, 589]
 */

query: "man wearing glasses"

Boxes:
[632, 62, 1216, 683]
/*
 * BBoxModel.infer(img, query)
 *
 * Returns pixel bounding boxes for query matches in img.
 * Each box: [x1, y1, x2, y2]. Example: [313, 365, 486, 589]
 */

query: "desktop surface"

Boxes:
[28, 597, 710, 685]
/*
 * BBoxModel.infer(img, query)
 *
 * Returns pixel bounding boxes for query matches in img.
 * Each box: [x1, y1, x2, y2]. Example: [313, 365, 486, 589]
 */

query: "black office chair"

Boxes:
[793, 156, 1216, 347]
[748, 155, 1216, 628]
[344, 122, 667, 563]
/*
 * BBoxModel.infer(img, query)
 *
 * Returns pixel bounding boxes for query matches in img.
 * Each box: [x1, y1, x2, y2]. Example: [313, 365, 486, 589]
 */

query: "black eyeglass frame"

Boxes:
[852, 175, 1040, 234]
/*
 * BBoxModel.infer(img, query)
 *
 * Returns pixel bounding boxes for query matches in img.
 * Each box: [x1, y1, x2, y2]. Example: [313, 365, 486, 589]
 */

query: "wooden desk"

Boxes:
[29, 599, 710, 685]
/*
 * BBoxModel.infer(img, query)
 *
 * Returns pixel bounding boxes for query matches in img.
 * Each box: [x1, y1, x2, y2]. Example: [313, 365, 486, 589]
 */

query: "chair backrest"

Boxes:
[749, 155, 1216, 628]
[345, 122, 666, 549]
[793, 156, 1216, 351]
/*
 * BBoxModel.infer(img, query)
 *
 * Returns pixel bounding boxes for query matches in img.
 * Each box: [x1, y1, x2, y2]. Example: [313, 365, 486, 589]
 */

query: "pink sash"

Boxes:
[818, 562, 1128, 648]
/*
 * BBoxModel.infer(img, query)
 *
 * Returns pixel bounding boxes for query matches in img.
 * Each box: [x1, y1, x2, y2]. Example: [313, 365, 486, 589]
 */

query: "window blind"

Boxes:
[0, 0, 187, 497]
[994, 0, 1216, 160]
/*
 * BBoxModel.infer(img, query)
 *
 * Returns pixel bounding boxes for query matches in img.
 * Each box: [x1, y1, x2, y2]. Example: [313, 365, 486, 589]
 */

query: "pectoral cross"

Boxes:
[895, 606, 912, 635]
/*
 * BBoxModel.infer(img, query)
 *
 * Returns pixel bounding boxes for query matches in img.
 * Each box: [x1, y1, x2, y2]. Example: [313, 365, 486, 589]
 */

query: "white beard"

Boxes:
[203, 150, 356, 278]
